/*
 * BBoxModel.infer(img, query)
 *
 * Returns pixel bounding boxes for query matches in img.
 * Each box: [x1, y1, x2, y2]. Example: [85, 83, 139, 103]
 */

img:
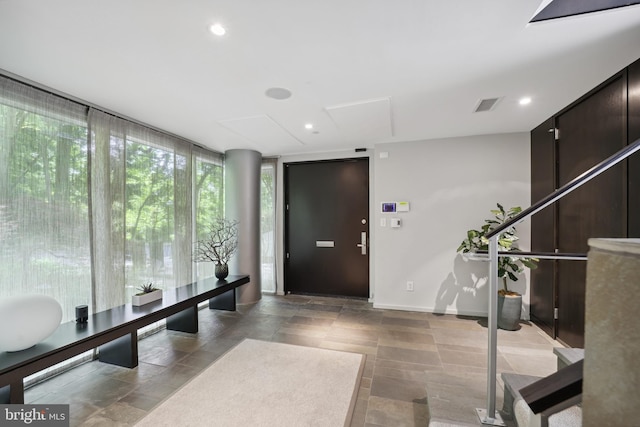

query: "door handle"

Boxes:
[356, 231, 367, 255]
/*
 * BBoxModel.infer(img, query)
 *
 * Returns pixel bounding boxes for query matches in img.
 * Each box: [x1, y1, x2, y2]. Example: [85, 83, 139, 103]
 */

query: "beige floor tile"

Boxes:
[328, 325, 381, 342]
[365, 395, 429, 427]
[320, 339, 378, 355]
[378, 337, 439, 352]
[378, 330, 435, 345]
[502, 352, 557, 377]
[22, 294, 561, 427]
[377, 345, 442, 366]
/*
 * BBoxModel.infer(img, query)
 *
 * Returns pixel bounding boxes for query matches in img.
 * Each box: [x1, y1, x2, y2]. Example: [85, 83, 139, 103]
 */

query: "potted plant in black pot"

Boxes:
[193, 217, 239, 280]
[457, 204, 538, 330]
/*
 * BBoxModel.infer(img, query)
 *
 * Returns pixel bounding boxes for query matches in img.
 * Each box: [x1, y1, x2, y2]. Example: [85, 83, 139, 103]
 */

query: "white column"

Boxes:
[224, 149, 262, 304]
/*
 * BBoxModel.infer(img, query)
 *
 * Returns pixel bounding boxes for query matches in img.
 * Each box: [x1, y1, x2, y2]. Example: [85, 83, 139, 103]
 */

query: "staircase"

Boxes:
[501, 348, 583, 427]
[474, 139, 640, 426]
[502, 238, 640, 426]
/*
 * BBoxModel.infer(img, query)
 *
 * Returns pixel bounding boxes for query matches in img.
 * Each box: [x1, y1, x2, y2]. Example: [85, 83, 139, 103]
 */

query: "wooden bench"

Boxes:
[0, 274, 249, 404]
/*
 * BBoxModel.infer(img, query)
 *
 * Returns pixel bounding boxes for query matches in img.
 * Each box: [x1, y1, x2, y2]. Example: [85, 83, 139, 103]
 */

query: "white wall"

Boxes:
[373, 133, 532, 317]
[273, 133, 532, 318]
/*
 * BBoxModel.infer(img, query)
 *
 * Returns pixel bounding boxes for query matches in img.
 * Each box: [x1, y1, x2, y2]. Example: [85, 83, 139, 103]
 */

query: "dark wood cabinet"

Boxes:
[530, 118, 556, 338]
[556, 73, 626, 348]
[628, 60, 640, 237]
[530, 59, 638, 348]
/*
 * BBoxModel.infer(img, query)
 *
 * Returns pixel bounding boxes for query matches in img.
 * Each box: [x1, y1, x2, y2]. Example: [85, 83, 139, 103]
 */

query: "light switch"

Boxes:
[380, 218, 386, 227]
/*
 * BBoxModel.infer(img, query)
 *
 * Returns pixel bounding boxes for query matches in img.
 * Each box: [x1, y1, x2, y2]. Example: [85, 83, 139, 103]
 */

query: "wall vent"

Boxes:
[474, 97, 501, 113]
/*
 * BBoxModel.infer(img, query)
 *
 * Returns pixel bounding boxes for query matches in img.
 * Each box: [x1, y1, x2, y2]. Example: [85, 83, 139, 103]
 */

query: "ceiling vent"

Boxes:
[474, 97, 501, 113]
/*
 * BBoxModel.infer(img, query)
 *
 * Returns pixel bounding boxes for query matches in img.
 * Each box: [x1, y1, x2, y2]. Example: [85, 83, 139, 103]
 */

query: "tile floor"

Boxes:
[24, 294, 562, 426]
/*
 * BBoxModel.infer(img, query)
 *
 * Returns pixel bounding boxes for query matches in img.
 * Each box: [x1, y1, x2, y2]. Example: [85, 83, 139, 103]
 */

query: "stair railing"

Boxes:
[477, 137, 640, 426]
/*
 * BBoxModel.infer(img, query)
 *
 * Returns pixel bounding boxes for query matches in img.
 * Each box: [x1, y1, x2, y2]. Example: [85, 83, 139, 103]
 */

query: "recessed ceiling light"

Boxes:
[265, 87, 292, 100]
[209, 23, 226, 36]
[304, 123, 313, 130]
[519, 97, 532, 106]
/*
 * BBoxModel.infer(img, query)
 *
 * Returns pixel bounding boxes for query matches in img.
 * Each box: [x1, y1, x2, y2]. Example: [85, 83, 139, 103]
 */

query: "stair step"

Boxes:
[513, 397, 582, 427]
[553, 347, 584, 370]
[501, 373, 581, 427]
[501, 373, 541, 420]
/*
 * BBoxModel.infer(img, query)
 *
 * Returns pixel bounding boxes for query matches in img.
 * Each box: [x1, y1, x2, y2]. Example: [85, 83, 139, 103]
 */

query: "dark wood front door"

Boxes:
[555, 74, 626, 348]
[284, 158, 369, 298]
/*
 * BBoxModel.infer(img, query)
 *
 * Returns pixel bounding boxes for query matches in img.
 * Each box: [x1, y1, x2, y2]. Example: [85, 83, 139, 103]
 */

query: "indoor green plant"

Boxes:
[132, 282, 162, 306]
[193, 217, 239, 280]
[457, 203, 538, 330]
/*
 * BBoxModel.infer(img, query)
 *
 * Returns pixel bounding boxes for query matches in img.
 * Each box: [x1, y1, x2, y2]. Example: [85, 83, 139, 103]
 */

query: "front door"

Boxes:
[284, 158, 369, 298]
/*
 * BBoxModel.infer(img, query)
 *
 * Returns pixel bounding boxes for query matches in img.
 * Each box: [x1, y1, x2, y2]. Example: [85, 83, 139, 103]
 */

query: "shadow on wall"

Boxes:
[435, 253, 530, 317]
[434, 254, 488, 315]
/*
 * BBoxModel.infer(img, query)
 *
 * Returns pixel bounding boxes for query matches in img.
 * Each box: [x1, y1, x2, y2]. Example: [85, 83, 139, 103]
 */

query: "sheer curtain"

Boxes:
[193, 146, 224, 280]
[88, 109, 126, 311]
[1, 73, 224, 384]
[88, 109, 195, 310]
[261, 158, 277, 293]
[0, 77, 91, 322]
[0, 75, 223, 317]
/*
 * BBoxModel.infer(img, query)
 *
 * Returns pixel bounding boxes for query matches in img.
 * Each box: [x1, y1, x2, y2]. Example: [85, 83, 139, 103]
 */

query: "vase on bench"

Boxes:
[215, 263, 229, 280]
[193, 217, 238, 282]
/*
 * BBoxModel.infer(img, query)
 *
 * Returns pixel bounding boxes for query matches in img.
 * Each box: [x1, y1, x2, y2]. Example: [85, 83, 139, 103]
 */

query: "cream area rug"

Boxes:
[135, 339, 365, 427]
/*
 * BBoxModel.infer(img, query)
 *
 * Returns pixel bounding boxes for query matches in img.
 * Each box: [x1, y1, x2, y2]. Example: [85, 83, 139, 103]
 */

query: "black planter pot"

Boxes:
[215, 263, 229, 280]
[498, 293, 522, 331]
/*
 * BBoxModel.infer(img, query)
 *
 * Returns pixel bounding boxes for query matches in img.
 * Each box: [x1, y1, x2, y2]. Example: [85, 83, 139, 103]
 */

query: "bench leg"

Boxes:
[166, 306, 199, 333]
[1, 381, 24, 404]
[99, 332, 138, 368]
[209, 288, 236, 311]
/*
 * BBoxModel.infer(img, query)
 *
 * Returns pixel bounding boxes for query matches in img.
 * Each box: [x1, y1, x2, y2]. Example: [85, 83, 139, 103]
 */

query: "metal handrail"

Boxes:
[486, 137, 640, 239]
[477, 136, 640, 426]
[469, 250, 587, 261]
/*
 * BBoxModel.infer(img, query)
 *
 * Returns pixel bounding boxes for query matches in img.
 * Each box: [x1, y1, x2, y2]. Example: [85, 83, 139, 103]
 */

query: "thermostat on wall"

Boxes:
[381, 202, 396, 213]
[381, 201, 410, 213]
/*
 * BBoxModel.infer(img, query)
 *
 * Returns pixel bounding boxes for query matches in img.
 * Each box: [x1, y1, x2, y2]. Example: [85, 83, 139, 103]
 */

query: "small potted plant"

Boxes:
[132, 282, 162, 306]
[457, 203, 538, 330]
[193, 217, 239, 280]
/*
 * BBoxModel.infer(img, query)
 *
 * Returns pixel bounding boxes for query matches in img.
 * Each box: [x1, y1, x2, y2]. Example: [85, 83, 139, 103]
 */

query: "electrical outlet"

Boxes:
[406, 281, 414, 291]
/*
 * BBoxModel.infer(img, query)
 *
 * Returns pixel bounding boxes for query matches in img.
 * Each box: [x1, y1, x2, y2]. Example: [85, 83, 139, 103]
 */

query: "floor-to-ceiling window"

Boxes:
[0, 78, 91, 322]
[0, 75, 223, 321]
[124, 141, 177, 292]
[261, 159, 277, 293]
[193, 148, 224, 280]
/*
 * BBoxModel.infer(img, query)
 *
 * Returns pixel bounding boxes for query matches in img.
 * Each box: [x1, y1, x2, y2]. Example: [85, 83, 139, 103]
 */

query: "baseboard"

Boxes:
[372, 302, 488, 317]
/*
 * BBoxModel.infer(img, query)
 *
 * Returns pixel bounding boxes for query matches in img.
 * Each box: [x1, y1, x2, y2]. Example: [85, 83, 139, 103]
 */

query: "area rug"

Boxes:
[135, 338, 365, 427]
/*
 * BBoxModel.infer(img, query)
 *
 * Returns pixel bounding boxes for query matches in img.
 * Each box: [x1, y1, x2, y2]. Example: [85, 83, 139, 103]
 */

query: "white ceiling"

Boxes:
[1, 1, 640, 156]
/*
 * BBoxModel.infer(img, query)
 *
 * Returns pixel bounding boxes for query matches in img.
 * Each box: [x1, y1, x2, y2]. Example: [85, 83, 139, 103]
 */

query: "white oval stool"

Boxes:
[0, 294, 63, 352]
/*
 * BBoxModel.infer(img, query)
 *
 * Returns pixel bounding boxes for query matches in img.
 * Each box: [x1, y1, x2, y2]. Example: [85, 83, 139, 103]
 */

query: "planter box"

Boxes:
[132, 290, 163, 306]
